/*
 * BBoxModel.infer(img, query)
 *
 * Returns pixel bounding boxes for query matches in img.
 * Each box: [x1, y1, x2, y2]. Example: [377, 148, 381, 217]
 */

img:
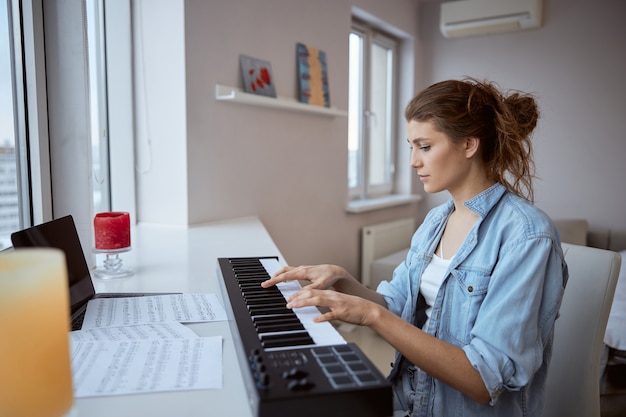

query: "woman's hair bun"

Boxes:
[504, 93, 539, 138]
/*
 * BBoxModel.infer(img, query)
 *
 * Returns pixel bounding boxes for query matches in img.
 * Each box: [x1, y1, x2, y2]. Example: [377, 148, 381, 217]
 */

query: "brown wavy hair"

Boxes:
[405, 78, 539, 202]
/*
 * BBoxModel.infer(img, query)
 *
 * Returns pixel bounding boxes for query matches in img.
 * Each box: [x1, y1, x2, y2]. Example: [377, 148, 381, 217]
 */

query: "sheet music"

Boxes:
[70, 322, 199, 342]
[260, 258, 346, 346]
[71, 294, 227, 397]
[71, 337, 223, 398]
[82, 293, 227, 329]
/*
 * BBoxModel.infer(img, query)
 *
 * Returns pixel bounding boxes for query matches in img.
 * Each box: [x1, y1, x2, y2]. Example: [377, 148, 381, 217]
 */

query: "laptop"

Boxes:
[11, 214, 173, 330]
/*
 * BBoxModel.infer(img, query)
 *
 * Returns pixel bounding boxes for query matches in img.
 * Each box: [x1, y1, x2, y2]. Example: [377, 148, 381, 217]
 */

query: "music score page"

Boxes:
[71, 336, 222, 397]
[82, 293, 227, 328]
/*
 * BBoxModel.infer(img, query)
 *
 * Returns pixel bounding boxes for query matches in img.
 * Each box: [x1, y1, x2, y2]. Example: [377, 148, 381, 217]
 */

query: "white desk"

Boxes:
[75, 216, 286, 417]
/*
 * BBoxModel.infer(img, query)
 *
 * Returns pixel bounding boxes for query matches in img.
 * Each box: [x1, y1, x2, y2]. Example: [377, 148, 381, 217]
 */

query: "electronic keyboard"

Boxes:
[217, 256, 392, 417]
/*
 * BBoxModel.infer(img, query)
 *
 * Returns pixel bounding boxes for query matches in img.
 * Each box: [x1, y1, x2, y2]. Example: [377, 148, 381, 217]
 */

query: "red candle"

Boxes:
[94, 212, 131, 250]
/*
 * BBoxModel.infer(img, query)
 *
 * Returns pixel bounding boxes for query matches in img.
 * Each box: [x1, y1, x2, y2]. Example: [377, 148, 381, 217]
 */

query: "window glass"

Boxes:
[348, 22, 397, 200]
[368, 41, 392, 188]
[348, 32, 363, 190]
[87, 0, 110, 213]
[0, 0, 21, 249]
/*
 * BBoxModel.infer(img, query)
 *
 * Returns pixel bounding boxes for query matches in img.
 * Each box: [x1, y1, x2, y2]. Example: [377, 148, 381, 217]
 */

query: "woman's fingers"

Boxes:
[286, 288, 370, 326]
[261, 264, 337, 289]
[286, 289, 336, 322]
[261, 265, 298, 287]
[286, 287, 313, 307]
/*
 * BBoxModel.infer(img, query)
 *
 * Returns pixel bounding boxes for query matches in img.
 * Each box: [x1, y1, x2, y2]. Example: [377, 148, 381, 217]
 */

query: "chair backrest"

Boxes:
[543, 243, 622, 417]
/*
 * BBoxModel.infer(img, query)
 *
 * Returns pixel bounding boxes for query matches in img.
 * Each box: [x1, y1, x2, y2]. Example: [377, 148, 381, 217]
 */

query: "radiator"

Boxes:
[361, 218, 415, 288]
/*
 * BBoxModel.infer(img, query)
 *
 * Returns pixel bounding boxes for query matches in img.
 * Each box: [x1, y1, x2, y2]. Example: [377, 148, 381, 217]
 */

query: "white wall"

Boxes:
[133, 0, 188, 225]
[135, 0, 423, 277]
[419, 0, 626, 230]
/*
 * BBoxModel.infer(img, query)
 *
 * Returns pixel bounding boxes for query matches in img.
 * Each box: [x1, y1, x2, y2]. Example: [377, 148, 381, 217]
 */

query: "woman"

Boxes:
[262, 78, 568, 416]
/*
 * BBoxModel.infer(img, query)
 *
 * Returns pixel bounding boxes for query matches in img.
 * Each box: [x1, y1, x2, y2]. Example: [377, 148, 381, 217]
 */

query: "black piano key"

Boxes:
[236, 269, 263, 273]
[253, 315, 301, 324]
[247, 303, 288, 312]
[260, 332, 315, 349]
[236, 279, 266, 285]
[243, 289, 281, 295]
[235, 272, 267, 278]
[256, 322, 305, 333]
[244, 296, 285, 304]
[235, 274, 267, 280]
[249, 306, 294, 316]
[246, 301, 286, 309]
[239, 282, 282, 295]
[239, 287, 267, 293]
[245, 297, 284, 303]
[247, 305, 288, 313]
[243, 292, 284, 300]
[246, 293, 283, 300]
[238, 283, 266, 289]
[254, 316, 305, 328]
[238, 281, 268, 287]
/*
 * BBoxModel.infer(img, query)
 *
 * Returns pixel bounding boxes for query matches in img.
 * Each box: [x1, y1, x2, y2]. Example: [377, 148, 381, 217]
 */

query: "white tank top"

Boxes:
[420, 253, 450, 330]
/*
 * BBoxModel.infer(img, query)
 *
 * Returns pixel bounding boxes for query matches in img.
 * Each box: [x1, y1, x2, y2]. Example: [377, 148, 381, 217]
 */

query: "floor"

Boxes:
[601, 356, 626, 417]
[336, 324, 626, 416]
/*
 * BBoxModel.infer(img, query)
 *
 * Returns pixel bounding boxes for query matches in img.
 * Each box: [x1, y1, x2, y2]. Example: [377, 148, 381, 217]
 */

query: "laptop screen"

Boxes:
[11, 215, 96, 315]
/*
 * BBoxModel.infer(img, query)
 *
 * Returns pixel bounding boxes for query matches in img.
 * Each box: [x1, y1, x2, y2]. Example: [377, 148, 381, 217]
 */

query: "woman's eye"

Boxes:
[419, 145, 430, 151]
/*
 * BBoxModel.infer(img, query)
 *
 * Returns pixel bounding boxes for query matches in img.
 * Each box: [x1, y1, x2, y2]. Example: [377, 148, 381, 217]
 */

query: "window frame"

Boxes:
[13, 0, 53, 226]
[87, 0, 111, 213]
[4, 0, 134, 267]
[348, 19, 399, 202]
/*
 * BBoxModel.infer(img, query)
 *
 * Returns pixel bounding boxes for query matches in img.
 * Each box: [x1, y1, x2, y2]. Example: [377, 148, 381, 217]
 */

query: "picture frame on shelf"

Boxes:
[239, 54, 276, 98]
[296, 42, 330, 108]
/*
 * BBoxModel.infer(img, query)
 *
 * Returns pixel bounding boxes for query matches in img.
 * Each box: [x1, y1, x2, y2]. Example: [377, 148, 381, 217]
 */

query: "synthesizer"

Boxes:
[217, 256, 392, 417]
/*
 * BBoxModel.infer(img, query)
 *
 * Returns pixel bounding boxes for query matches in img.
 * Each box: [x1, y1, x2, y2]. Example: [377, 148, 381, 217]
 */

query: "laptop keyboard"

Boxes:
[71, 311, 85, 331]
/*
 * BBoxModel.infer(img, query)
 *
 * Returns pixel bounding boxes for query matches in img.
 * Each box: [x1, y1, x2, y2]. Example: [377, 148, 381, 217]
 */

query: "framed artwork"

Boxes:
[239, 54, 276, 98]
[296, 43, 330, 108]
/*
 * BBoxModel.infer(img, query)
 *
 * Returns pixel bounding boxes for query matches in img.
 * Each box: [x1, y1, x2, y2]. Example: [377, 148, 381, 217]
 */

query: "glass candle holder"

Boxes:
[93, 212, 133, 279]
[0, 248, 74, 417]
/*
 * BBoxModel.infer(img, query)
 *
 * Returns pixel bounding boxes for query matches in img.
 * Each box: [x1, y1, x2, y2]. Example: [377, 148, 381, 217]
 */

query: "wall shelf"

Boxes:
[215, 84, 347, 117]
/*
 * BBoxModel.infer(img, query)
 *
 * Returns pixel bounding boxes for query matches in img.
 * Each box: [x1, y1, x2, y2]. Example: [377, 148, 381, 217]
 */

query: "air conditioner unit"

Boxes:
[440, 0, 543, 39]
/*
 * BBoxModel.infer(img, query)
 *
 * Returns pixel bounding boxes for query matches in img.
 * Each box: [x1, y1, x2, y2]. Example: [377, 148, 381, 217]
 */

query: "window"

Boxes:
[0, 0, 120, 255]
[0, 0, 27, 248]
[87, 0, 111, 213]
[348, 20, 398, 201]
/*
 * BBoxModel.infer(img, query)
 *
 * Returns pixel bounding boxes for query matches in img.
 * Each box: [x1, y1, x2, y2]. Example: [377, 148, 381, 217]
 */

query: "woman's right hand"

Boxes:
[261, 264, 347, 291]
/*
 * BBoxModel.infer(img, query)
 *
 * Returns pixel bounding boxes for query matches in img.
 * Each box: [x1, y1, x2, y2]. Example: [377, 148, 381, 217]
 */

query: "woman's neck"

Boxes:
[450, 178, 496, 212]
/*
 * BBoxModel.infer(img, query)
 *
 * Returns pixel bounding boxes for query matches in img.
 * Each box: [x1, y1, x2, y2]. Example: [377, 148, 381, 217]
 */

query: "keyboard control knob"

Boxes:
[281, 367, 308, 379]
[256, 371, 270, 389]
[286, 378, 314, 391]
[251, 360, 266, 372]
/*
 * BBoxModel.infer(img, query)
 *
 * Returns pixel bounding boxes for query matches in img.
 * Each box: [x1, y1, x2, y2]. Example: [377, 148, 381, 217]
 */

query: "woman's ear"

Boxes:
[465, 137, 480, 159]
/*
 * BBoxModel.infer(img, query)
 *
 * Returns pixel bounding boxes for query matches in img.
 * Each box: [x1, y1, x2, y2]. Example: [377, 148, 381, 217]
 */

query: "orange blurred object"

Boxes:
[0, 248, 74, 417]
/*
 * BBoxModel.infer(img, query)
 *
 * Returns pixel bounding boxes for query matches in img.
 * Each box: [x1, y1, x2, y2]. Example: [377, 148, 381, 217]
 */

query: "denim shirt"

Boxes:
[377, 183, 568, 417]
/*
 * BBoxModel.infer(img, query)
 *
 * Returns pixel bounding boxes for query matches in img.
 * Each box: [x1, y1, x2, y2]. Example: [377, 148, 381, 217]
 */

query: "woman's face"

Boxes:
[407, 119, 474, 195]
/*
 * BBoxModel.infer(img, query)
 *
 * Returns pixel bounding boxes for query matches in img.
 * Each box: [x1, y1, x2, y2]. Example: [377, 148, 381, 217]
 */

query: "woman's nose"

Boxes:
[410, 150, 421, 168]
